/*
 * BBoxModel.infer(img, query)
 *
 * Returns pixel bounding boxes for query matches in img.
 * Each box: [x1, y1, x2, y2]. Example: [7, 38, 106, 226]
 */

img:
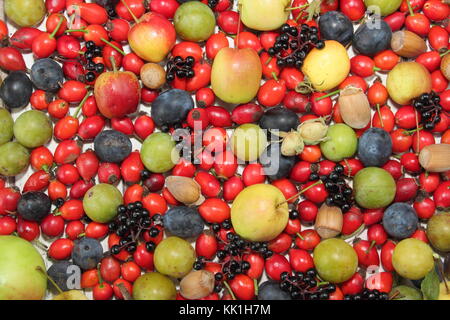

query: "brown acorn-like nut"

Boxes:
[315, 204, 343, 239]
[180, 270, 215, 300]
[419, 144, 450, 172]
[140, 63, 166, 89]
[391, 30, 427, 58]
[165, 176, 204, 205]
[338, 86, 371, 129]
[441, 53, 450, 81]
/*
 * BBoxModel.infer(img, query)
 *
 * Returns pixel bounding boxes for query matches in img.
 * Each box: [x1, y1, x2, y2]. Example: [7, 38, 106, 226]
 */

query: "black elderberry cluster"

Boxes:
[413, 92, 443, 131]
[344, 288, 389, 300]
[108, 202, 162, 254]
[280, 269, 337, 300]
[310, 164, 353, 213]
[166, 56, 195, 82]
[194, 225, 272, 284]
[268, 23, 325, 69]
[84, 41, 105, 82]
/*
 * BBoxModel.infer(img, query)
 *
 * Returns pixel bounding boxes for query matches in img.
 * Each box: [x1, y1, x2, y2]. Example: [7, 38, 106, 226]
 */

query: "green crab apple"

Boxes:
[230, 124, 267, 162]
[0, 108, 14, 146]
[0, 142, 30, 177]
[154, 237, 196, 278]
[211, 47, 262, 104]
[128, 12, 176, 63]
[427, 213, 450, 252]
[0, 235, 47, 300]
[174, 1, 216, 42]
[133, 272, 177, 300]
[392, 238, 434, 280]
[364, 0, 402, 16]
[354, 167, 396, 209]
[313, 238, 358, 283]
[320, 123, 357, 162]
[239, 0, 290, 31]
[231, 184, 289, 242]
[5, 0, 46, 27]
[83, 184, 123, 223]
[140, 132, 179, 173]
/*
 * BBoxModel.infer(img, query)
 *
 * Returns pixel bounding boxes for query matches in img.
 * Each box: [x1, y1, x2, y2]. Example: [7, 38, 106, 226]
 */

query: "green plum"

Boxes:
[364, 0, 402, 16]
[174, 1, 216, 42]
[313, 238, 358, 283]
[0, 235, 47, 300]
[427, 213, 450, 252]
[0, 109, 14, 146]
[133, 272, 177, 300]
[154, 237, 196, 278]
[5, 0, 46, 27]
[13, 110, 52, 148]
[320, 124, 357, 162]
[389, 285, 423, 300]
[231, 124, 268, 162]
[0, 142, 30, 176]
[392, 238, 434, 280]
[354, 167, 396, 209]
[83, 184, 123, 223]
[141, 132, 179, 173]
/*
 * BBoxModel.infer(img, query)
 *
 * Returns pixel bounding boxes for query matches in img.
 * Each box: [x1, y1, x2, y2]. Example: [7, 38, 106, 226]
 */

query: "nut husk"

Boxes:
[441, 53, 450, 81]
[140, 63, 166, 89]
[280, 131, 304, 156]
[180, 270, 215, 300]
[391, 30, 427, 58]
[297, 117, 329, 145]
[419, 144, 450, 172]
[314, 204, 343, 239]
[165, 176, 204, 205]
[338, 86, 371, 129]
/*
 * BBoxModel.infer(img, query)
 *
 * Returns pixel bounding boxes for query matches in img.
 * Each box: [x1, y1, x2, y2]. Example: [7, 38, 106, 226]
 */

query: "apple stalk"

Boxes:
[276, 180, 323, 208]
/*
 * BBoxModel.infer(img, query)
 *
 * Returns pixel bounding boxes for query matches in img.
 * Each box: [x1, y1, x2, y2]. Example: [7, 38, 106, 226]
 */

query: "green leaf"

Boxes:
[421, 267, 440, 300]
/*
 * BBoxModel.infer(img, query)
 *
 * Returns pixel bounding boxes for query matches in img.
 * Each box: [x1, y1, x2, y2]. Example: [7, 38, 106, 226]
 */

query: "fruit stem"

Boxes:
[406, 0, 415, 16]
[120, 0, 139, 24]
[296, 232, 304, 240]
[285, 4, 310, 11]
[223, 281, 237, 300]
[365, 240, 376, 254]
[315, 89, 340, 101]
[440, 49, 450, 57]
[235, 7, 242, 49]
[265, 56, 273, 65]
[72, 92, 90, 118]
[271, 71, 279, 82]
[277, 180, 323, 208]
[50, 15, 65, 39]
[376, 104, 384, 128]
[117, 282, 133, 300]
[36, 266, 64, 295]
[101, 38, 126, 56]
[389, 290, 401, 300]
[415, 109, 420, 152]
[373, 66, 382, 72]
[65, 29, 88, 34]
[110, 56, 118, 73]
[254, 278, 259, 296]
